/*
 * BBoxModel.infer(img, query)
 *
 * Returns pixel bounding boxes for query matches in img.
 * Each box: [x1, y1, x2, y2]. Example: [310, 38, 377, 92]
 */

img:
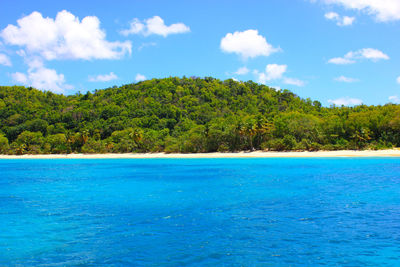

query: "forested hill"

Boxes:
[0, 77, 399, 154]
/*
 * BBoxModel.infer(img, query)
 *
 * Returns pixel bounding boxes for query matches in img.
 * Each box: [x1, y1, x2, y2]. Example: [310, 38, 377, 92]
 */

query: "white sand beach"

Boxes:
[0, 149, 400, 159]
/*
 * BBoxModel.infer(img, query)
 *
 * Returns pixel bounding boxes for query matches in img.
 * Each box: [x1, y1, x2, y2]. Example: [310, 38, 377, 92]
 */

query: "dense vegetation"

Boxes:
[0, 77, 399, 154]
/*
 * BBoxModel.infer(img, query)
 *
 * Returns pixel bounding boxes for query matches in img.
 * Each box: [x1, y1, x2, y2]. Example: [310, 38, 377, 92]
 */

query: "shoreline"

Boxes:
[0, 149, 400, 159]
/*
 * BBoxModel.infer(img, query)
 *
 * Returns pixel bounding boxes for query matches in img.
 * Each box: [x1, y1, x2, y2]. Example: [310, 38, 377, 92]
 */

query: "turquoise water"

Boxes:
[0, 158, 400, 266]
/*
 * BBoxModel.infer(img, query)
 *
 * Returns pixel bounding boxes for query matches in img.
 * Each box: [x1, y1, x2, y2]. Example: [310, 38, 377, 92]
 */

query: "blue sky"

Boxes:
[0, 0, 399, 106]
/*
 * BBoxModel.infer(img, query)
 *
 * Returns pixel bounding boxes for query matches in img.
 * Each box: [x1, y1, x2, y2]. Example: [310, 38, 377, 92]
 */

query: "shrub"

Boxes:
[0, 134, 9, 154]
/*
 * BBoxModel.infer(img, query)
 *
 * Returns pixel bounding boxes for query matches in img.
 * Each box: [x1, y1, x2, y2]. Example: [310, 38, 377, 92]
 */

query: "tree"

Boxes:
[0, 79, 399, 154]
[239, 119, 257, 151]
[129, 128, 143, 145]
[14, 131, 44, 153]
[46, 134, 67, 153]
[15, 144, 26, 155]
[351, 128, 372, 149]
[0, 134, 9, 153]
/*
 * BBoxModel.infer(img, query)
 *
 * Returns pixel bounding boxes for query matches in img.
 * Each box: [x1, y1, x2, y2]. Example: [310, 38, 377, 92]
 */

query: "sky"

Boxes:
[0, 0, 399, 106]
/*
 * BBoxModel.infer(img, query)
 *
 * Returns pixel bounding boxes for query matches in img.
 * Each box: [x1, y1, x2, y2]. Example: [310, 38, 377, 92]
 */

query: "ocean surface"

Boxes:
[0, 158, 399, 266]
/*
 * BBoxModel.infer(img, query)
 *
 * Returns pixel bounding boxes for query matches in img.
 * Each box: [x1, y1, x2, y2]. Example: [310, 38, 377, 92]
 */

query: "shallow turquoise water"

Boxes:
[0, 158, 400, 266]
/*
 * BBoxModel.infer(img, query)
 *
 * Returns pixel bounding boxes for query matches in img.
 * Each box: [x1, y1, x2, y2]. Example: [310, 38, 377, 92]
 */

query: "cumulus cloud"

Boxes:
[0, 53, 11, 66]
[328, 57, 355, 64]
[389, 95, 400, 103]
[328, 97, 363, 106]
[283, 77, 305, 87]
[255, 72, 268, 84]
[121, 16, 190, 37]
[12, 66, 72, 93]
[25, 57, 45, 69]
[255, 64, 304, 87]
[341, 16, 356, 25]
[234, 66, 250, 75]
[334, 75, 359, 82]
[349, 48, 389, 60]
[325, 11, 355, 26]
[325, 11, 340, 20]
[1, 10, 132, 61]
[397, 76, 400, 84]
[89, 72, 118, 82]
[328, 48, 389, 64]
[265, 64, 287, 80]
[11, 56, 71, 93]
[135, 73, 146, 82]
[319, 0, 400, 22]
[11, 72, 27, 84]
[220, 30, 280, 60]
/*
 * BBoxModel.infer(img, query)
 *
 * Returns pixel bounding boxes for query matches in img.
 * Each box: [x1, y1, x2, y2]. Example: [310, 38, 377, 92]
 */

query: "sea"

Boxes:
[0, 158, 399, 266]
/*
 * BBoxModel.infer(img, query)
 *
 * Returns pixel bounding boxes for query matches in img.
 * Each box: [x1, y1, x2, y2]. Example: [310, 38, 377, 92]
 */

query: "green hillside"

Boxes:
[0, 77, 399, 154]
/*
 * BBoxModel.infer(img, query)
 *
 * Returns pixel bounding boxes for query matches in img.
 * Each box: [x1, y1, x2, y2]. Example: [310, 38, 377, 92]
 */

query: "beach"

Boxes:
[1, 149, 400, 159]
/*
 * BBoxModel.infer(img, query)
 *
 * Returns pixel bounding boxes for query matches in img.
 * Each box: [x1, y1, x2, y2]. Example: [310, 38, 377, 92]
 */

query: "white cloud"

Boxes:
[11, 56, 71, 93]
[397, 76, 400, 84]
[328, 48, 389, 64]
[334, 75, 359, 82]
[265, 64, 287, 80]
[319, 0, 400, 22]
[25, 57, 45, 69]
[325, 12, 355, 26]
[328, 97, 363, 106]
[121, 16, 190, 37]
[341, 16, 356, 25]
[220, 29, 280, 60]
[0, 53, 11, 66]
[11, 72, 27, 84]
[283, 77, 305, 87]
[255, 71, 268, 84]
[254, 64, 304, 87]
[234, 66, 250, 75]
[135, 73, 146, 82]
[328, 57, 355, 64]
[389, 95, 400, 103]
[12, 66, 72, 93]
[1, 10, 131, 61]
[89, 72, 118, 82]
[121, 19, 145, 35]
[231, 77, 239, 82]
[325, 11, 340, 20]
[348, 48, 389, 61]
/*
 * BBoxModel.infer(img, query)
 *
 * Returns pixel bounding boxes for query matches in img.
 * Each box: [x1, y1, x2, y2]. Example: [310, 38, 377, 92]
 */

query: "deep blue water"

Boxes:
[0, 158, 400, 266]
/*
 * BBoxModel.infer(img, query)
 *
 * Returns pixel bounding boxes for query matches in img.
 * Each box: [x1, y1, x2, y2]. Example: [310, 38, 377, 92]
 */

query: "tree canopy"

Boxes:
[0, 77, 399, 154]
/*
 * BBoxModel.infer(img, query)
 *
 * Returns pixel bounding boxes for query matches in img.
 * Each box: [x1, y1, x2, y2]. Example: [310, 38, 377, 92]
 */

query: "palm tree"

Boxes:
[80, 130, 89, 144]
[234, 121, 244, 150]
[254, 116, 274, 148]
[65, 131, 75, 153]
[239, 121, 257, 151]
[129, 128, 143, 145]
[105, 141, 114, 152]
[15, 144, 26, 155]
[352, 127, 371, 149]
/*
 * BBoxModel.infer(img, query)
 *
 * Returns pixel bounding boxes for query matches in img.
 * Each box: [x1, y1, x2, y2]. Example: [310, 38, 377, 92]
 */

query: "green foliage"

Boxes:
[13, 131, 44, 154]
[81, 138, 106, 154]
[0, 133, 9, 153]
[0, 78, 399, 154]
[46, 133, 67, 154]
